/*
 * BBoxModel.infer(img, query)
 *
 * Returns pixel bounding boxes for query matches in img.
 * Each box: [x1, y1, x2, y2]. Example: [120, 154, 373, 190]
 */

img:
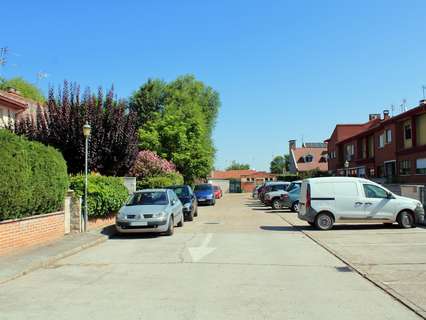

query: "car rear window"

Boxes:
[195, 184, 213, 191]
[168, 186, 189, 197]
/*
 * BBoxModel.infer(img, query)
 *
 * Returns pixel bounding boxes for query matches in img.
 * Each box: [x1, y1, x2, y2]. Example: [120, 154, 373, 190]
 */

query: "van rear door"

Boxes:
[299, 181, 308, 215]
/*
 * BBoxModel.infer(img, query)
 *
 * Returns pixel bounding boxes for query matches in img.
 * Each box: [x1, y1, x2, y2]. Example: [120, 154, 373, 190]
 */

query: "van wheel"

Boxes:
[291, 201, 299, 213]
[272, 199, 282, 210]
[315, 212, 334, 230]
[165, 216, 174, 236]
[397, 211, 415, 228]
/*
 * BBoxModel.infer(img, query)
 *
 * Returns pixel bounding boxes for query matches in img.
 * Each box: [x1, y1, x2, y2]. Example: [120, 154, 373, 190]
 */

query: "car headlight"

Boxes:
[183, 203, 192, 209]
[206, 194, 213, 199]
[416, 202, 423, 209]
[153, 211, 167, 218]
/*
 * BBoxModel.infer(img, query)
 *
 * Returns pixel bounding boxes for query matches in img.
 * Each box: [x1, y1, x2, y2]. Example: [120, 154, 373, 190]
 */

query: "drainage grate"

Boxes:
[335, 266, 353, 272]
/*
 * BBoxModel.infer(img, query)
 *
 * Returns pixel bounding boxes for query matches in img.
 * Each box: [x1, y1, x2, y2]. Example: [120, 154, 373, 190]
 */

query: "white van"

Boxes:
[298, 177, 424, 230]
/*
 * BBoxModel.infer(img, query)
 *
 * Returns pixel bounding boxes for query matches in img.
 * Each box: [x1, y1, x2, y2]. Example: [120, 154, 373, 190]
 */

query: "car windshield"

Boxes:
[195, 184, 213, 191]
[126, 191, 168, 206]
[168, 186, 189, 197]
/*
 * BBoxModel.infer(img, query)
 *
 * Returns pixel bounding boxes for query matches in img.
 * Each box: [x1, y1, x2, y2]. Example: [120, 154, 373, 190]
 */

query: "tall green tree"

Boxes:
[0, 77, 45, 103]
[134, 75, 220, 183]
[129, 78, 167, 127]
[270, 155, 285, 174]
[226, 161, 250, 171]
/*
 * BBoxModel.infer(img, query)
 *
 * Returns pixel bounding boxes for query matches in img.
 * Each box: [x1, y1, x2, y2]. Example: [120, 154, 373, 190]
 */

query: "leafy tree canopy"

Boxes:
[0, 77, 45, 103]
[14, 81, 138, 175]
[270, 155, 285, 174]
[134, 75, 220, 183]
[226, 161, 250, 171]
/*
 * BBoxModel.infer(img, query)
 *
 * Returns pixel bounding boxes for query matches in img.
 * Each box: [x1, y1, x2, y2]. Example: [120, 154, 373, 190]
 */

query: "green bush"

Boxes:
[69, 175, 129, 217]
[137, 172, 184, 189]
[0, 129, 68, 221]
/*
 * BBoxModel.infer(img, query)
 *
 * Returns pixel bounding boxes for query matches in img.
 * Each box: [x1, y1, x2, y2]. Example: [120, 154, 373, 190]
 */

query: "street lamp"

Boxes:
[344, 160, 349, 177]
[83, 122, 91, 231]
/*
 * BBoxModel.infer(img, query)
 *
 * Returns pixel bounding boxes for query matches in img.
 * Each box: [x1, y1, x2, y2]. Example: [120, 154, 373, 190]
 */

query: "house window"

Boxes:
[416, 158, 426, 174]
[385, 129, 392, 144]
[416, 114, 426, 146]
[403, 121, 413, 149]
[345, 144, 354, 160]
[304, 154, 313, 163]
[369, 168, 375, 177]
[378, 134, 385, 148]
[404, 124, 412, 139]
[399, 160, 411, 175]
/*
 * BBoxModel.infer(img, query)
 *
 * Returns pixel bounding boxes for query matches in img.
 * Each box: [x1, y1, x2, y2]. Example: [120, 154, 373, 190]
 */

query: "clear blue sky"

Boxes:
[2, 1, 426, 171]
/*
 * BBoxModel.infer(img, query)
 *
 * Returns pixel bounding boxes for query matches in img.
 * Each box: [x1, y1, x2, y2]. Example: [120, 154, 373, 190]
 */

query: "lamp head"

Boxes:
[83, 122, 91, 137]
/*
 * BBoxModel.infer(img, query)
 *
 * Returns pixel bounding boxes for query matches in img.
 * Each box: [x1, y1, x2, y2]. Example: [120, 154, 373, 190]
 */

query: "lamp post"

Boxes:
[344, 160, 349, 177]
[83, 122, 91, 232]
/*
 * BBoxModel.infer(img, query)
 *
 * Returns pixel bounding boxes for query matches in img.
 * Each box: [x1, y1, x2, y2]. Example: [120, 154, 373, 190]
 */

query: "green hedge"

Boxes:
[137, 172, 184, 189]
[69, 175, 129, 217]
[0, 129, 68, 221]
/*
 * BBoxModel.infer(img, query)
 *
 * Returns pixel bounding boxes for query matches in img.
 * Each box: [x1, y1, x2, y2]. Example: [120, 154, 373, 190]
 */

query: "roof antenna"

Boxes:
[422, 85, 426, 100]
[400, 99, 407, 112]
[390, 104, 395, 117]
[0, 47, 8, 75]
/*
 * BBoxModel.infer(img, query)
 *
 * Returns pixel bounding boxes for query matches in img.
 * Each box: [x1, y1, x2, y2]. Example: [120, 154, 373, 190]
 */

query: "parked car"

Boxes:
[263, 182, 291, 208]
[213, 185, 223, 199]
[194, 183, 216, 205]
[298, 177, 425, 230]
[280, 184, 301, 212]
[116, 189, 184, 235]
[166, 185, 198, 221]
[259, 181, 288, 203]
[252, 185, 261, 199]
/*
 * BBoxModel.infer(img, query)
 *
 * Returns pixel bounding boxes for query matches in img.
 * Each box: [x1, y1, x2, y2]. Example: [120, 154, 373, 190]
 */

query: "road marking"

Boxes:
[188, 233, 216, 262]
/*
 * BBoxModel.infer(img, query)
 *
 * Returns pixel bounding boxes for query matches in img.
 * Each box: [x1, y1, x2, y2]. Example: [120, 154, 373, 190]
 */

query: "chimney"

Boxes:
[289, 140, 296, 154]
[383, 110, 390, 120]
[369, 113, 381, 121]
[419, 99, 426, 106]
[7, 88, 22, 96]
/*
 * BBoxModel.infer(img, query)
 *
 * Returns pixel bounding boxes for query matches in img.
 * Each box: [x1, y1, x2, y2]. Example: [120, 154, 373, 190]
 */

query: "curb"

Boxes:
[278, 214, 426, 320]
[0, 235, 107, 286]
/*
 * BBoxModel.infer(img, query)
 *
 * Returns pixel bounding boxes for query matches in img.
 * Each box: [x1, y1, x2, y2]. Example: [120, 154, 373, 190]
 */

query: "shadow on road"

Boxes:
[260, 224, 405, 232]
[260, 225, 306, 232]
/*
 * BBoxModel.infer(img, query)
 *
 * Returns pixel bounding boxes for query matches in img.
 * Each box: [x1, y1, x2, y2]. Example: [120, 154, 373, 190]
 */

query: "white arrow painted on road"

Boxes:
[188, 233, 216, 262]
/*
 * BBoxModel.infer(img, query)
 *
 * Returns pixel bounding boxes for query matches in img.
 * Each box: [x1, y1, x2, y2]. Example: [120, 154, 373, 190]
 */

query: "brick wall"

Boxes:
[0, 212, 64, 256]
[88, 213, 116, 231]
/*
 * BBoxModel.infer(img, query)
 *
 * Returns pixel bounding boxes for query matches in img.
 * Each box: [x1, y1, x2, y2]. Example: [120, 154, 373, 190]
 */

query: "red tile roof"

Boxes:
[209, 170, 259, 180]
[291, 147, 328, 172]
[0, 90, 28, 110]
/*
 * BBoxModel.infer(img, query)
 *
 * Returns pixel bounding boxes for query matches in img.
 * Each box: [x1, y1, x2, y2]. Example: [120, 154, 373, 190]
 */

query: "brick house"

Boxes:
[326, 101, 426, 183]
[0, 89, 40, 128]
[208, 170, 277, 193]
[288, 140, 328, 175]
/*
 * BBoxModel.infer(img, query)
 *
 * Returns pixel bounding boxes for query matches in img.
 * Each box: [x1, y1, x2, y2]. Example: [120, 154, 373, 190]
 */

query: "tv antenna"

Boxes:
[422, 85, 426, 99]
[400, 99, 407, 112]
[36, 71, 49, 84]
[390, 104, 395, 117]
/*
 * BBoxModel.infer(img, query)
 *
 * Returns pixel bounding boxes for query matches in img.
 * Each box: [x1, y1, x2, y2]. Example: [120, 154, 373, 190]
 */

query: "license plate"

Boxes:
[130, 221, 148, 226]
[198, 198, 206, 201]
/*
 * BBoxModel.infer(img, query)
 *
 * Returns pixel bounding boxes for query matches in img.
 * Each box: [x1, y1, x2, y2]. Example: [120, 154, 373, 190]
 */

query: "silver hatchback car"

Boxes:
[116, 189, 184, 236]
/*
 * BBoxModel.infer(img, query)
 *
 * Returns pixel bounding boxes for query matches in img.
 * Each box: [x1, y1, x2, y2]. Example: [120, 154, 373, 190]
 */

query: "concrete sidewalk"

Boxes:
[0, 227, 114, 285]
[277, 211, 426, 319]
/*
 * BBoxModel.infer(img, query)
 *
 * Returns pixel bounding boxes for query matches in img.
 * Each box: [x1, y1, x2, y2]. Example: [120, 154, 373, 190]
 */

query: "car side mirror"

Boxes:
[171, 200, 176, 205]
[386, 192, 393, 199]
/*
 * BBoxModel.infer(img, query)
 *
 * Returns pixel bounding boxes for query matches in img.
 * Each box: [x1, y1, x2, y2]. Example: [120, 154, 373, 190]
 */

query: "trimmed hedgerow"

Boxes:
[0, 129, 68, 221]
[136, 172, 184, 190]
[69, 175, 129, 217]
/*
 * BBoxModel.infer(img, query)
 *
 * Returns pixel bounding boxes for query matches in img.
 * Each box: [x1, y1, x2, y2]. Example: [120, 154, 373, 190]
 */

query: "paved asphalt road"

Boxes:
[0, 194, 421, 320]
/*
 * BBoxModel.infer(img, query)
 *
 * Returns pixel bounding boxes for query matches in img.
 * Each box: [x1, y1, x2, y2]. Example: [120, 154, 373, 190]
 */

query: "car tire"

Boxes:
[397, 211, 415, 228]
[291, 201, 299, 213]
[194, 208, 198, 217]
[165, 216, 174, 236]
[315, 212, 334, 230]
[177, 214, 184, 227]
[211, 199, 216, 206]
[187, 210, 194, 221]
[271, 199, 282, 210]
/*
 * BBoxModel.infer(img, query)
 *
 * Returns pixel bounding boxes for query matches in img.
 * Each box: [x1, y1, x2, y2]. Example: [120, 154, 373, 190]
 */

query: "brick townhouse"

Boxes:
[326, 100, 426, 183]
[0, 88, 40, 128]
